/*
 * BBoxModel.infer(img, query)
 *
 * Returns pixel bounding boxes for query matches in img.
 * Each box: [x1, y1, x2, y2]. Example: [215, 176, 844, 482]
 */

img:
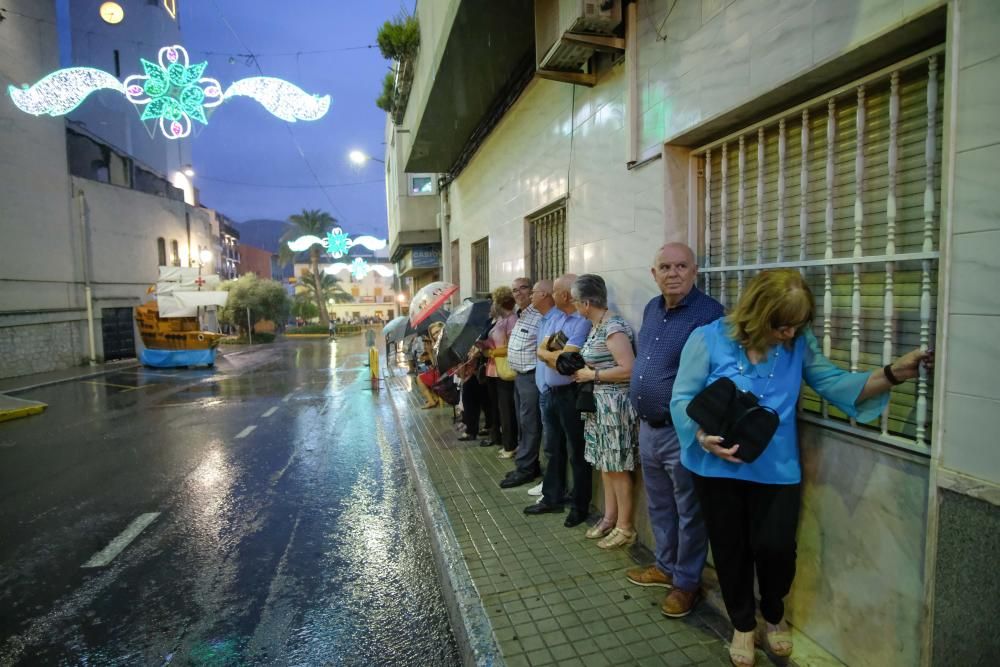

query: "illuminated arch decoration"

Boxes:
[286, 229, 388, 258]
[7, 45, 330, 140]
[324, 260, 395, 281]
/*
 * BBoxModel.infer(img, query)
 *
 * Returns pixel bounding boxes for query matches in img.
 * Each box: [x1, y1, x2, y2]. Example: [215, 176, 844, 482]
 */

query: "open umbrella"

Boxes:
[409, 281, 458, 327]
[384, 309, 450, 346]
[382, 316, 411, 345]
[436, 299, 492, 372]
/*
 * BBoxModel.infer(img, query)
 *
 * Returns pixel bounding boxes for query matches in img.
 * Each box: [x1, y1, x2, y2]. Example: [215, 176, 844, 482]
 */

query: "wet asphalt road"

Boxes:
[0, 338, 460, 666]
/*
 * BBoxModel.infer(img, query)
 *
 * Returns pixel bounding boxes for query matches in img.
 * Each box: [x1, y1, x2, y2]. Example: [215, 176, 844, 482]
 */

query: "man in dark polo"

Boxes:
[627, 243, 724, 618]
[500, 278, 554, 488]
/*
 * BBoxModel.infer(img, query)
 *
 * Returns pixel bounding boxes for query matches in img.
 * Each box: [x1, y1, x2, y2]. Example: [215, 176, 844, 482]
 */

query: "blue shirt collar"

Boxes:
[658, 286, 702, 313]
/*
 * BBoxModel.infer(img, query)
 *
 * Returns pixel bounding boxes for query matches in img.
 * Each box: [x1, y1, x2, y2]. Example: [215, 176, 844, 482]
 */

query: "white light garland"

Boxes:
[223, 77, 330, 122]
[7, 45, 330, 139]
[8, 68, 124, 116]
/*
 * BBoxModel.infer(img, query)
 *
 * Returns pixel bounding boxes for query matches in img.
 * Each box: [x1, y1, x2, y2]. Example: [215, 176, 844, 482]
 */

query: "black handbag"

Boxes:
[685, 377, 779, 463]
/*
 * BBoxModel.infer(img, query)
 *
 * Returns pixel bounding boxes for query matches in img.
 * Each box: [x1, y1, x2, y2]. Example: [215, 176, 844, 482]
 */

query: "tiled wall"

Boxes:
[939, 0, 1000, 486]
[637, 0, 941, 151]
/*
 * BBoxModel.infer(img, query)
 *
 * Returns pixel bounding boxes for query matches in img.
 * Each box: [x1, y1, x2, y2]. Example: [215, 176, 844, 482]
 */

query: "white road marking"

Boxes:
[262, 406, 278, 418]
[281, 392, 295, 402]
[81, 513, 160, 568]
[235, 425, 257, 439]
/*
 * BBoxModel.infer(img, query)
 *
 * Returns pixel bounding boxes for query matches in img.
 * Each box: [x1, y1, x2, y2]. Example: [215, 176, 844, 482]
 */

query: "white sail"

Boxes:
[154, 267, 228, 317]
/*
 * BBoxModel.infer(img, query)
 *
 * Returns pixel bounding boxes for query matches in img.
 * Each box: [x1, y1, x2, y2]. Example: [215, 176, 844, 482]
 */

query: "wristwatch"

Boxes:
[884, 363, 904, 386]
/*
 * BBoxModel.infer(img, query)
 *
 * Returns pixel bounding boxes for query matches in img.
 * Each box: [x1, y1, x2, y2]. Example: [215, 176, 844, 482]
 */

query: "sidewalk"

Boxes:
[384, 367, 745, 667]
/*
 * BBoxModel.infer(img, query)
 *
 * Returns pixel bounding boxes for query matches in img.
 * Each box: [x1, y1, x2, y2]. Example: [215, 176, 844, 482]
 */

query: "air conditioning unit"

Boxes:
[534, 0, 624, 86]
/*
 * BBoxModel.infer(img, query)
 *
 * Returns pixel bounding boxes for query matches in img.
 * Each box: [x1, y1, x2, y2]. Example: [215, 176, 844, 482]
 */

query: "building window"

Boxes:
[693, 47, 943, 453]
[170, 240, 181, 267]
[408, 174, 436, 196]
[528, 202, 566, 282]
[157, 237, 167, 266]
[471, 237, 490, 299]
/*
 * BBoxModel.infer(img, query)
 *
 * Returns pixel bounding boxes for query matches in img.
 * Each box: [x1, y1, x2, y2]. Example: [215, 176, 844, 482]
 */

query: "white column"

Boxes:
[800, 109, 809, 270]
[704, 149, 712, 296]
[823, 99, 836, 417]
[777, 120, 786, 263]
[851, 87, 865, 372]
[882, 72, 900, 436]
[917, 56, 938, 446]
[737, 135, 746, 297]
[720, 142, 728, 308]
[757, 128, 766, 266]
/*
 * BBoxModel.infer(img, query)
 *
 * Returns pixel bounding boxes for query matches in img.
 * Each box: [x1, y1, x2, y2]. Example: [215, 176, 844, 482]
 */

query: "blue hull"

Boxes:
[140, 348, 217, 368]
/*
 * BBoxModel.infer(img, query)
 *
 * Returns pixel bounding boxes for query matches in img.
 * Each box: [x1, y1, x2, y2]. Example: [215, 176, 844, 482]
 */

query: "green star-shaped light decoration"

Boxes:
[123, 46, 223, 139]
[326, 228, 351, 258]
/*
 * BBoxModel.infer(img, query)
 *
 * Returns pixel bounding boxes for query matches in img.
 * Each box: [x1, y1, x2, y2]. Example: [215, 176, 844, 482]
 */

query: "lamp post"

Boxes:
[396, 292, 408, 316]
[348, 149, 385, 166]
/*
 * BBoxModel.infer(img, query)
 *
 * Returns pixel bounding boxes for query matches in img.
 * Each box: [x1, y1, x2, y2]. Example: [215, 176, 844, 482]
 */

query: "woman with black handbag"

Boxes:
[669, 269, 933, 666]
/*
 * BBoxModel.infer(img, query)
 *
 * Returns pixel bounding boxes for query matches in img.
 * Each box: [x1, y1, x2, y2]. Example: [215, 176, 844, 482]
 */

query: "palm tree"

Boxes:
[279, 209, 337, 326]
[298, 270, 354, 306]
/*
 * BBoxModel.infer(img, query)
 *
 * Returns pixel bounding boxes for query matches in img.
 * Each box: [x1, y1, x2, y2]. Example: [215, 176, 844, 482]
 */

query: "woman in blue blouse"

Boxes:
[669, 270, 932, 667]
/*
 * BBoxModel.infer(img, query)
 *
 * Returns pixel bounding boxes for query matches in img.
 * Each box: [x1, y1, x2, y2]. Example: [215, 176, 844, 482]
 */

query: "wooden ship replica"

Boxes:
[136, 267, 229, 367]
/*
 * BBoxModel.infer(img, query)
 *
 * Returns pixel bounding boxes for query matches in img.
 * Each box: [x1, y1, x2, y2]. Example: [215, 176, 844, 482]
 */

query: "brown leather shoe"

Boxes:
[625, 565, 673, 588]
[661, 587, 700, 618]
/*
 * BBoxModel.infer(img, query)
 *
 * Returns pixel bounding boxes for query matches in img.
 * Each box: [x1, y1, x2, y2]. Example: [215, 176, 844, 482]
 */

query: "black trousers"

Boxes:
[461, 375, 484, 434]
[487, 377, 517, 451]
[691, 473, 801, 632]
[540, 385, 592, 513]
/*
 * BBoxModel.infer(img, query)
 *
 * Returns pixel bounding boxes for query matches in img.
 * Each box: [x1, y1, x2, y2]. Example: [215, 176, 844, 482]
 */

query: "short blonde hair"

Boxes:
[492, 285, 516, 312]
[726, 269, 814, 350]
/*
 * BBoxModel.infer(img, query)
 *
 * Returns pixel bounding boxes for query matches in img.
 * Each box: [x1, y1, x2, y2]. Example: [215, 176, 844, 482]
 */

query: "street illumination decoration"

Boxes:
[324, 259, 395, 281]
[7, 45, 330, 140]
[286, 229, 387, 258]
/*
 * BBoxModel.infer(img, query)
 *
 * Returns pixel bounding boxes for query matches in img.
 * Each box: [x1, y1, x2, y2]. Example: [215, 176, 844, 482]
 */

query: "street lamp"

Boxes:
[182, 164, 196, 177]
[348, 149, 384, 166]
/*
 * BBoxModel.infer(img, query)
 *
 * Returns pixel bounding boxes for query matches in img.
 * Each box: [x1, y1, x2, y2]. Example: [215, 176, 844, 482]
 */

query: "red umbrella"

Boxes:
[409, 281, 458, 327]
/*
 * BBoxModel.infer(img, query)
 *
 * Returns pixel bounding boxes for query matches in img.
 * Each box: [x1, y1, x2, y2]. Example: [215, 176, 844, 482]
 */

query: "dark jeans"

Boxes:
[487, 377, 517, 451]
[540, 385, 591, 513]
[513, 371, 542, 474]
[691, 473, 801, 632]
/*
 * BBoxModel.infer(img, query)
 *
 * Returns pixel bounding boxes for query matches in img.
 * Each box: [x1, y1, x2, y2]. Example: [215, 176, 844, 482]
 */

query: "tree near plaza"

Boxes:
[219, 274, 290, 337]
[298, 269, 354, 308]
[279, 209, 337, 327]
[291, 295, 319, 322]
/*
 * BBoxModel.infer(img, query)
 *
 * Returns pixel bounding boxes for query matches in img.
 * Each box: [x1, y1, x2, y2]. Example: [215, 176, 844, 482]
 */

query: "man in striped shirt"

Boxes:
[500, 278, 554, 488]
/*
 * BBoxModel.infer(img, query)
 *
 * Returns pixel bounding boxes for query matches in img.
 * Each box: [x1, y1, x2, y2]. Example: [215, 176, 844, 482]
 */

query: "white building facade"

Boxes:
[391, 1, 1000, 664]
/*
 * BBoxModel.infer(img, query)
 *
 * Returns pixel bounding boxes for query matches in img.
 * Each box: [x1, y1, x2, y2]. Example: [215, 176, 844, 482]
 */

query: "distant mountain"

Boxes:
[235, 219, 293, 253]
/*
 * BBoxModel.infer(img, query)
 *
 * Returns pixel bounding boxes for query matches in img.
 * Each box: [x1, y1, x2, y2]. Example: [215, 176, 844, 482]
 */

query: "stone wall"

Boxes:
[0, 320, 83, 379]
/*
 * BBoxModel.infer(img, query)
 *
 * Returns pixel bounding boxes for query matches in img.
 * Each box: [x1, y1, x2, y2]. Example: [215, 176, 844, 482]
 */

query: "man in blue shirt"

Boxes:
[627, 243, 724, 618]
[524, 274, 593, 527]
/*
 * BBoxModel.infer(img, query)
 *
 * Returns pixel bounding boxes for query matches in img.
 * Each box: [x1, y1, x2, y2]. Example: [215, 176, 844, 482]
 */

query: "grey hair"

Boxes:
[571, 274, 607, 309]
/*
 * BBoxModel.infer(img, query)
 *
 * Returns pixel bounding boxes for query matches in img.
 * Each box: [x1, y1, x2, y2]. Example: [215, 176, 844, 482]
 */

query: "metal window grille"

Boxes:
[529, 205, 567, 282]
[472, 237, 490, 298]
[693, 46, 943, 454]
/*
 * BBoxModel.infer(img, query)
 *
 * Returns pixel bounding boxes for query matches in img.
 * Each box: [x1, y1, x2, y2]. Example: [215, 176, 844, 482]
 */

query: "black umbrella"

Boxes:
[437, 299, 492, 372]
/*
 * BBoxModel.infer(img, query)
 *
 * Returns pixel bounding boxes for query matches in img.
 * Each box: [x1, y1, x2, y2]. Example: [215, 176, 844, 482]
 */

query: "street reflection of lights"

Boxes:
[192, 448, 227, 489]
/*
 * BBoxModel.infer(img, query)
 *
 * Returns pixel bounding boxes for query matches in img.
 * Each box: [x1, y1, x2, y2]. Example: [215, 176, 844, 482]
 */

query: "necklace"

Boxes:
[737, 345, 780, 400]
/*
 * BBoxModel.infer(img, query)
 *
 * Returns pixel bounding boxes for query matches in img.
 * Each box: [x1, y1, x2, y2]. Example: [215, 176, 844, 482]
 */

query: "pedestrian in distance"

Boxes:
[669, 269, 933, 666]
[569, 274, 640, 550]
[625, 243, 724, 619]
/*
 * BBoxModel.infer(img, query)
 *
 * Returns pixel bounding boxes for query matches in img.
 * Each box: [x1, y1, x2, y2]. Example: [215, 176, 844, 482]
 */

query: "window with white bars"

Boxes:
[471, 237, 490, 299]
[529, 204, 567, 282]
[693, 47, 943, 453]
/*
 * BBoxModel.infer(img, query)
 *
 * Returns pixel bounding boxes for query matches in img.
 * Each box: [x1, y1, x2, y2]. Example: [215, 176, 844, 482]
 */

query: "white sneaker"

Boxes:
[527, 482, 543, 496]
[498, 449, 515, 459]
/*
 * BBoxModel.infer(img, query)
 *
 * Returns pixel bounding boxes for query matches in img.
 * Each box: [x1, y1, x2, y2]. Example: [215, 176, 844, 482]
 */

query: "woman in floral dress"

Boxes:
[571, 274, 639, 549]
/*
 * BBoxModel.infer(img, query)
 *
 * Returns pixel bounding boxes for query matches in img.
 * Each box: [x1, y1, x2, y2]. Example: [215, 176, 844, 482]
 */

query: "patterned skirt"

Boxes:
[583, 385, 639, 472]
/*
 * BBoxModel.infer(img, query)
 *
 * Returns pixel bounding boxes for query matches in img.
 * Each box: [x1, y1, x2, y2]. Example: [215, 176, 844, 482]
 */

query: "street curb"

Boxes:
[383, 372, 504, 667]
[1, 361, 141, 396]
